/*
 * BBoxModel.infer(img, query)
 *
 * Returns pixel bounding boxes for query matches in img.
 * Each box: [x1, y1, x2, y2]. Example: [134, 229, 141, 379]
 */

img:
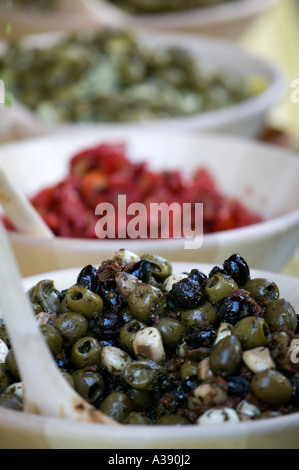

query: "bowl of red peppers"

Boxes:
[1, 127, 299, 276]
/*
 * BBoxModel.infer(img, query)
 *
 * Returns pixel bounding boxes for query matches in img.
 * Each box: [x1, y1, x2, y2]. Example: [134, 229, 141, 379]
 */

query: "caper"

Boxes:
[233, 317, 271, 350]
[54, 312, 88, 346]
[156, 317, 186, 350]
[128, 285, 166, 322]
[60, 286, 103, 319]
[244, 278, 280, 304]
[140, 254, 172, 280]
[100, 392, 132, 423]
[155, 415, 191, 425]
[123, 412, 151, 425]
[209, 335, 242, 378]
[72, 369, 104, 404]
[205, 274, 238, 303]
[40, 324, 63, 356]
[122, 359, 166, 390]
[265, 299, 297, 332]
[251, 370, 292, 406]
[71, 336, 101, 369]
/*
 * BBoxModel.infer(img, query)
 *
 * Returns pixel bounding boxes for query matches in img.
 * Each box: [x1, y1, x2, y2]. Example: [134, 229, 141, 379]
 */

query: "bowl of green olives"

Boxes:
[1, 127, 299, 277]
[81, 0, 280, 40]
[0, 26, 284, 141]
[0, 251, 299, 449]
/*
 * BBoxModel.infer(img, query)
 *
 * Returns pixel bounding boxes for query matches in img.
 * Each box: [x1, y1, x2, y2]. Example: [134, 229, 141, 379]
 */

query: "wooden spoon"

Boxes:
[0, 220, 117, 425]
[0, 168, 53, 238]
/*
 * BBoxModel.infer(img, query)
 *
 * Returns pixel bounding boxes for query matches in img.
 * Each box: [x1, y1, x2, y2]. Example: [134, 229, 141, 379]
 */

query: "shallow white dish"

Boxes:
[0, 29, 284, 141]
[1, 128, 299, 276]
[82, 0, 280, 40]
[0, 261, 299, 449]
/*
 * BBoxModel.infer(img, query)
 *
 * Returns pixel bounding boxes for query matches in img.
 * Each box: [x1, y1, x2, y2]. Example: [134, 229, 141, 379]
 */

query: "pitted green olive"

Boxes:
[156, 317, 186, 349]
[233, 317, 271, 350]
[265, 299, 297, 332]
[60, 286, 103, 319]
[244, 278, 280, 303]
[209, 335, 242, 378]
[251, 370, 292, 406]
[205, 274, 238, 303]
[128, 284, 166, 321]
[140, 254, 172, 280]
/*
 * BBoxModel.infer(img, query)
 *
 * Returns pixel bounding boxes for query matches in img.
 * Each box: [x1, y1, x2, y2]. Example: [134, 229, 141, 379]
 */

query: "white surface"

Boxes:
[1, 261, 299, 450]
[0, 128, 299, 275]
[0, 30, 285, 141]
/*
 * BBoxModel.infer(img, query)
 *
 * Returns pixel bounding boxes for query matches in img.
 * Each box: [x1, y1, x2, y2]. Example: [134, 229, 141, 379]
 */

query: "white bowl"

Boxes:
[0, 261, 299, 449]
[1, 128, 299, 277]
[0, 29, 284, 141]
[81, 0, 280, 40]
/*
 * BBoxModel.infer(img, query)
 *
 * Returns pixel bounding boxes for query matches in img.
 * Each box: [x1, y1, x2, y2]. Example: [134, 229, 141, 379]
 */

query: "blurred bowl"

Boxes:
[0, 261, 299, 449]
[0, 128, 299, 276]
[81, 0, 280, 40]
[0, 29, 285, 141]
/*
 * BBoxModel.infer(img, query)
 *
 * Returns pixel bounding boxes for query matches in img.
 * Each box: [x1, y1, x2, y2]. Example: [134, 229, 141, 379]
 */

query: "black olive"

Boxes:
[128, 260, 152, 283]
[227, 376, 251, 398]
[76, 265, 99, 291]
[215, 291, 263, 326]
[167, 278, 204, 311]
[185, 324, 216, 349]
[223, 253, 250, 287]
[188, 269, 207, 286]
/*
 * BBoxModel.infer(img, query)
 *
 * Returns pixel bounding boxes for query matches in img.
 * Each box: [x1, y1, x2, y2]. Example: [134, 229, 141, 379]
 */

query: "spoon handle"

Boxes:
[0, 221, 116, 424]
[0, 168, 53, 238]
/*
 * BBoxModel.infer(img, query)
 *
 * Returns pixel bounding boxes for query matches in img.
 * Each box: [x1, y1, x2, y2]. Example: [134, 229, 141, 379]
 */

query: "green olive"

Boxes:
[251, 369, 292, 406]
[209, 335, 242, 378]
[205, 274, 238, 303]
[123, 412, 151, 425]
[72, 369, 104, 404]
[28, 279, 61, 314]
[61, 371, 75, 389]
[40, 324, 63, 356]
[180, 359, 198, 381]
[128, 388, 153, 411]
[155, 414, 191, 425]
[244, 278, 280, 303]
[54, 312, 88, 346]
[71, 336, 101, 369]
[128, 284, 166, 322]
[60, 286, 103, 319]
[0, 364, 10, 392]
[233, 317, 271, 350]
[5, 349, 20, 381]
[122, 359, 166, 390]
[181, 301, 217, 326]
[265, 299, 297, 332]
[140, 254, 172, 280]
[119, 320, 147, 355]
[100, 392, 132, 423]
[156, 317, 186, 350]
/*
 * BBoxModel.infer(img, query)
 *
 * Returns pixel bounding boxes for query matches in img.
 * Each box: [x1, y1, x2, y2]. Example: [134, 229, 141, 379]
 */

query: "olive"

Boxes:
[119, 320, 147, 355]
[128, 285, 166, 322]
[184, 324, 216, 349]
[122, 359, 166, 391]
[60, 286, 103, 319]
[5, 349, 20, 381]
[28, 280, 61, 314]
[54, 312, 88, 346]
[93, 311, 125, 338]
[0, 392, 23, 411]
[100, 392, 132, 423]
[76, 265, 98, 291]
[244, 278, 280, 303]
[209, 335, 242, 378]
[140, 254, 172, 280]
[227, 376, 251, 398]
[188, 269, 207, 286]
[39, 324, 63, 356]
[123, 412, 151, 425]
[72, 369, 104, 404]
[265, 299, 297, 332]
[129, 388, 153, 411]
[181, 301, 216, 326]
[167, 278, 204, 310]
[215, 291, 262, 326]
[223, 253, 250, 287]
[180, 360, 198, 381]
[0, 364, 10, 392]
[156, 317, 186, 350]
[155, 414, 191, 425]
[232, 317, 271, 350]
[128, 260, 152, 283]
[71, 336, 101, 369]
[251, 369, 292, 406]
[61, 371, 75, 389]
[205, 274, 238, 304]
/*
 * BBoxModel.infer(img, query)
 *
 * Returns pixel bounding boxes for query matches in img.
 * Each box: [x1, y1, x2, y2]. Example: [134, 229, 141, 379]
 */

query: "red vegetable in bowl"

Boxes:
[6, 142, 262, 239]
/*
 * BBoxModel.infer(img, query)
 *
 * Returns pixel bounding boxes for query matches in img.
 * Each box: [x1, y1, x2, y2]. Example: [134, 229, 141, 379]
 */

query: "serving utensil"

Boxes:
[0, 168, 53, 238]
[0, 220, 116, 424]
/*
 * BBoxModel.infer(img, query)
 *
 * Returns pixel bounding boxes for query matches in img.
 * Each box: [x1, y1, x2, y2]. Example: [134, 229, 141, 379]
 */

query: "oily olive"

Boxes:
[0, 364, 10, 392]
[232, 316, 271, 350]
[28, 279, 61, 314]
[180, 359, 198, 381]
[71, 336, 101, 369]
[60, 286, 103, 319]
[119, 320, 147, 355]
[5, 349, 20, 381]
[122, 359, 166, 391]
[72, 369, 104, 404]
[223, 253, 250, 287]
[244, 278, 280, 304]
[39, 324, 63, 356]
[251, 369, 292, 406]
[155, 414, 191, 425]
[265, 299, 297, 332]
[128, 388, 153, 411]
[54, 312, 88, 345]
[205, 274, 238, 303]
[123, 411, 151, 425]
[180, 309, 206, 327]
[128, 284, 166, 322]
[209, 335, 242, 378]
[100, 392, 132, 423]
[156, 317, 186, 350]
[140, 254, 172, 280]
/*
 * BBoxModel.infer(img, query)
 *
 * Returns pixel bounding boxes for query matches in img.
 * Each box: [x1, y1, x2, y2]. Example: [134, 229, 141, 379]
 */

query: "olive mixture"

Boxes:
[0, 30, 264, 124]
[108, 0, 238, 15]
[0, 251, 299, 425]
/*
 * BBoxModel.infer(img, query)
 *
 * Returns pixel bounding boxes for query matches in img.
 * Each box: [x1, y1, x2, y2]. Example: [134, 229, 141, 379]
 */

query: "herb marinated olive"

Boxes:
[140, 254, 172, 280]
[205, 274, 238, 303]
[155, 317, 186, 349]
[181, 301, 216, 326]
[265, 299, 297, 333]
[71, 336, 101, 369]
[209, 335, 242, 378]
[244, 278, 280, 304]
[128, 388, 153, 411]
[232, 317, 271, 350]
[100, 392, 132, 422]
[60, 286, 103, 319]
[223, 253, 250, 287]
[40, 324, 63, 356]
[251, 370, 293, 406]
[119, 320, 147, 354]
[122, 360, 166, 390]
[128, 284, 166, 322]
[28, 280, 61, 315]
[123, 412, 151, 425]
[180, 360, 198, 381]
[54, 312, 89, 346]
[72, 369, 104, 404]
